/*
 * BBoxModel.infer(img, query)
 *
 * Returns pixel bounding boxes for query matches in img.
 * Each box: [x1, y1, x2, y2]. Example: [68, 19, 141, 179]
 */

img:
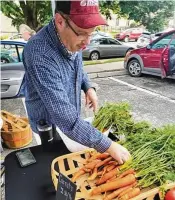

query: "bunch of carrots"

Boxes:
[71, 152, 141, 200]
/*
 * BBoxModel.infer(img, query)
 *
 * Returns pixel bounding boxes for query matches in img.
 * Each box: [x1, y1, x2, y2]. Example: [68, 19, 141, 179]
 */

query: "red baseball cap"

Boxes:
[55, 0, 108, 29]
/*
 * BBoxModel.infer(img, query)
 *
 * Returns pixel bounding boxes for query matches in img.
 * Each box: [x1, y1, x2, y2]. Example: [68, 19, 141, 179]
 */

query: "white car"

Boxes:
[91, 31, 112, 39]
[136, 32, 152, 48]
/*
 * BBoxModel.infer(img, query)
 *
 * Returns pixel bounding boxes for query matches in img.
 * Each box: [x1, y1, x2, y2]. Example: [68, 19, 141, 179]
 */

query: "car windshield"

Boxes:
[90, 39, 99, 44]
[152, 33, 175, 49]
[1, 44, 18, 63]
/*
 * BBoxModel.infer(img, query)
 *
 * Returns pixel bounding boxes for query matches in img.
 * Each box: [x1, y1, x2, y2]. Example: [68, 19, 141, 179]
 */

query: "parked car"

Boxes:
[1, 48, 17, 64]
[82, 37, 134, 60]
[91, 31, 112, 39]
[136, 32, 152, 48]
[1, 40, 26, 64]
[115, 28, 144, 42]
[8, 34, 25, 42]
[1, 40, 26, 99]
[124, 30, 175, 79]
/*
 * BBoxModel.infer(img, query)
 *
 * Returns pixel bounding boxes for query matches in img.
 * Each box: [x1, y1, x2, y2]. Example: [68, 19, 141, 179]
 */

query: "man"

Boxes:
[19, 24, 36, 41]
[23, 0, 130, 164]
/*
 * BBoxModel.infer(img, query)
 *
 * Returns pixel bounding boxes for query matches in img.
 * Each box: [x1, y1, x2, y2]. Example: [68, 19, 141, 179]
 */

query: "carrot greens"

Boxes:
[93, 102, 175, 189]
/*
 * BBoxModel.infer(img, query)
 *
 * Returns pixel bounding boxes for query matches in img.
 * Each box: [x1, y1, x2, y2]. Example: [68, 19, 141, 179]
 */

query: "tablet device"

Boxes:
[16, 148, 36, 167]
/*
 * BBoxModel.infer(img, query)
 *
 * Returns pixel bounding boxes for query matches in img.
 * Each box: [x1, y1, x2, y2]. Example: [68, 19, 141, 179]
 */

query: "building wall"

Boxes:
[101, 12, 135, 32]
[0, 12, 18, 37]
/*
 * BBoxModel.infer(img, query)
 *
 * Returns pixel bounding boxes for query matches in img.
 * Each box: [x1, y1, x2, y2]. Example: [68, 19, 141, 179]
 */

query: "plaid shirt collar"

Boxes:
[50, 18, 77, 60]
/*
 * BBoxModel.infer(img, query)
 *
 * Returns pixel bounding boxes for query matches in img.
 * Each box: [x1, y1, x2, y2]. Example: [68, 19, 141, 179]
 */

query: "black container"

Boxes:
[37, 120, 53, 150]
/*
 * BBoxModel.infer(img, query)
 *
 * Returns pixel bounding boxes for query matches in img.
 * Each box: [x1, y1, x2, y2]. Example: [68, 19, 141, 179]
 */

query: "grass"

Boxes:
[83, 57, 124, 66]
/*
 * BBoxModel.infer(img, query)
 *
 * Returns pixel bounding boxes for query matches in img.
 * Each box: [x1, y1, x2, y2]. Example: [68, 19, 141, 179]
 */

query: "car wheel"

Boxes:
[127, 59, 142, 77]
[1, 58, 9, 64]
[124, 36, 129, 43]
[90, 51, 100, 60]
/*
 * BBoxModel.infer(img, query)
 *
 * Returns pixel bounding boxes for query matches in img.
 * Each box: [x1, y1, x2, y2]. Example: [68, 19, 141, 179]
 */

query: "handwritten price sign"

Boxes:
[56, 173, 77, 200]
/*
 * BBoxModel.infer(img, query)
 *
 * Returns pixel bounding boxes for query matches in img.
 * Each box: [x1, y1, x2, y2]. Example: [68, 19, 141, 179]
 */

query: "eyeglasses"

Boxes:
[59, 11, 92, 40]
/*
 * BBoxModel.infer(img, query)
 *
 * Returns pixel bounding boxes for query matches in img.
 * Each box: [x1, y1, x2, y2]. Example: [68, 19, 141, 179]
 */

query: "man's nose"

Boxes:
[82, 37, 90, 45]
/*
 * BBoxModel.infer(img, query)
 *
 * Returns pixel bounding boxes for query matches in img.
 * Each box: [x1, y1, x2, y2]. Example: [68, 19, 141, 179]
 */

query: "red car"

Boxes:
[115, 28, 143, 42]
[124, 29, 175, 79]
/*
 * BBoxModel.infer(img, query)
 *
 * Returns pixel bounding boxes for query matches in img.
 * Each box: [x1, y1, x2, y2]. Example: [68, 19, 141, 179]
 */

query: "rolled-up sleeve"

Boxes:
[24, 42, 112, 153]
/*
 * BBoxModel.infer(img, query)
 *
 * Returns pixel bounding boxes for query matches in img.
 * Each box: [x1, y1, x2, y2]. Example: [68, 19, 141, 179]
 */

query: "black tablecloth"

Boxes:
[5, 141, 70, 200]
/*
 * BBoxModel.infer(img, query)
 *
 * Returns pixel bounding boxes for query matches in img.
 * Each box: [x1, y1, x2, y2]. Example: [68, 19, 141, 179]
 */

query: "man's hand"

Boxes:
[85, 88, 98, 112]
[106, 141, 131, 164]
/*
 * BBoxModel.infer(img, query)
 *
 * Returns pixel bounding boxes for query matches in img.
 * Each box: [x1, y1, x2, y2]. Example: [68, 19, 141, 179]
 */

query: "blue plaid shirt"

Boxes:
[22, 19, 112, 153]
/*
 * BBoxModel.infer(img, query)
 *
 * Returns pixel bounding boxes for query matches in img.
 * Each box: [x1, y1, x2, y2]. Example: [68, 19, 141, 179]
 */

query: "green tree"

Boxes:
[1, 1, 52, 31]
[118, 0, 175, 32]
[99, 0, 174, 32]
[99, 0, 120, 20]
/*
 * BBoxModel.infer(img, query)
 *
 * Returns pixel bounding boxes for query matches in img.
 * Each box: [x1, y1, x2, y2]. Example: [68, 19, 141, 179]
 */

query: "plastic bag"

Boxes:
[56, 117, 110, 152]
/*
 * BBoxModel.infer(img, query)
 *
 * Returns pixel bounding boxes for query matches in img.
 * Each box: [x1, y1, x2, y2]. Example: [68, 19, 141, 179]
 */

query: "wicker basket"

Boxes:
[51, 149, 175, 200]
[1, 110, 32, 149]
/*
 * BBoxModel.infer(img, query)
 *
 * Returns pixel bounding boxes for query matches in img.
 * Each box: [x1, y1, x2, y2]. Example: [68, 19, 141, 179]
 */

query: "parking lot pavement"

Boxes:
[111, 74, 175, 101]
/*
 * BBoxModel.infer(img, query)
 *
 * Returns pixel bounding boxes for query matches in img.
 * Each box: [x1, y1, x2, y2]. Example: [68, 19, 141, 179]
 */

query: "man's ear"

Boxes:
[55, 13, 65, 30]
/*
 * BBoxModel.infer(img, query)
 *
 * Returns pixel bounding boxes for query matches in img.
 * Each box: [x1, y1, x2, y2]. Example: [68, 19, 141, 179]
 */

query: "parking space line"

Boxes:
[109, 77, 175, 104]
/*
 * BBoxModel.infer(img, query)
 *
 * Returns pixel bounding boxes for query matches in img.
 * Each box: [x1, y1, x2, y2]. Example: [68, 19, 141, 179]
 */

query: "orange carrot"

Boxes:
[103, 182, 137, 200]
[103, 186, 131, 200]
[96, 153, 110, 160]
[88, 153, 110, 162]
[107, 164, 116, 172]
[118, 181, 137, 197]
[119, 187, 141, 200]
[87, 152, 101, 162]
[118, 188, 133, 197]
[91, 174, 136, 196]
[71, 168, 85, 182]
[108, 161, 118, 165]
[104, 182, 137, 200]
[118, 168, 135, 178]
[96, 168, 118, 185]
[106, 176, 117, 183]
[97, 171, 103, 176]
[103, 164, 110, 171]
[85, 159, 101, 169]
[95, 157, 113, 168]
[88, 167, 98, 181]
[84, 168, 91, 173]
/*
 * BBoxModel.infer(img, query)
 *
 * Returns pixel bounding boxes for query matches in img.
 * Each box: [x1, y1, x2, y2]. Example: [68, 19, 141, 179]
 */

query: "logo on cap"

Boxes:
[80, 0, 98, 6]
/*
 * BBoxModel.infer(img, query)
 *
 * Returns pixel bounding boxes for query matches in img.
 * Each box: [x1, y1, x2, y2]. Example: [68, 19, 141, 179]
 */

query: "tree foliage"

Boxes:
[100, 0, 175, 32]
[99, 0, 121, 20]
[1, 1, 52, 31]
[1, 0, 174, 32]
[118, 0, 175, 32]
